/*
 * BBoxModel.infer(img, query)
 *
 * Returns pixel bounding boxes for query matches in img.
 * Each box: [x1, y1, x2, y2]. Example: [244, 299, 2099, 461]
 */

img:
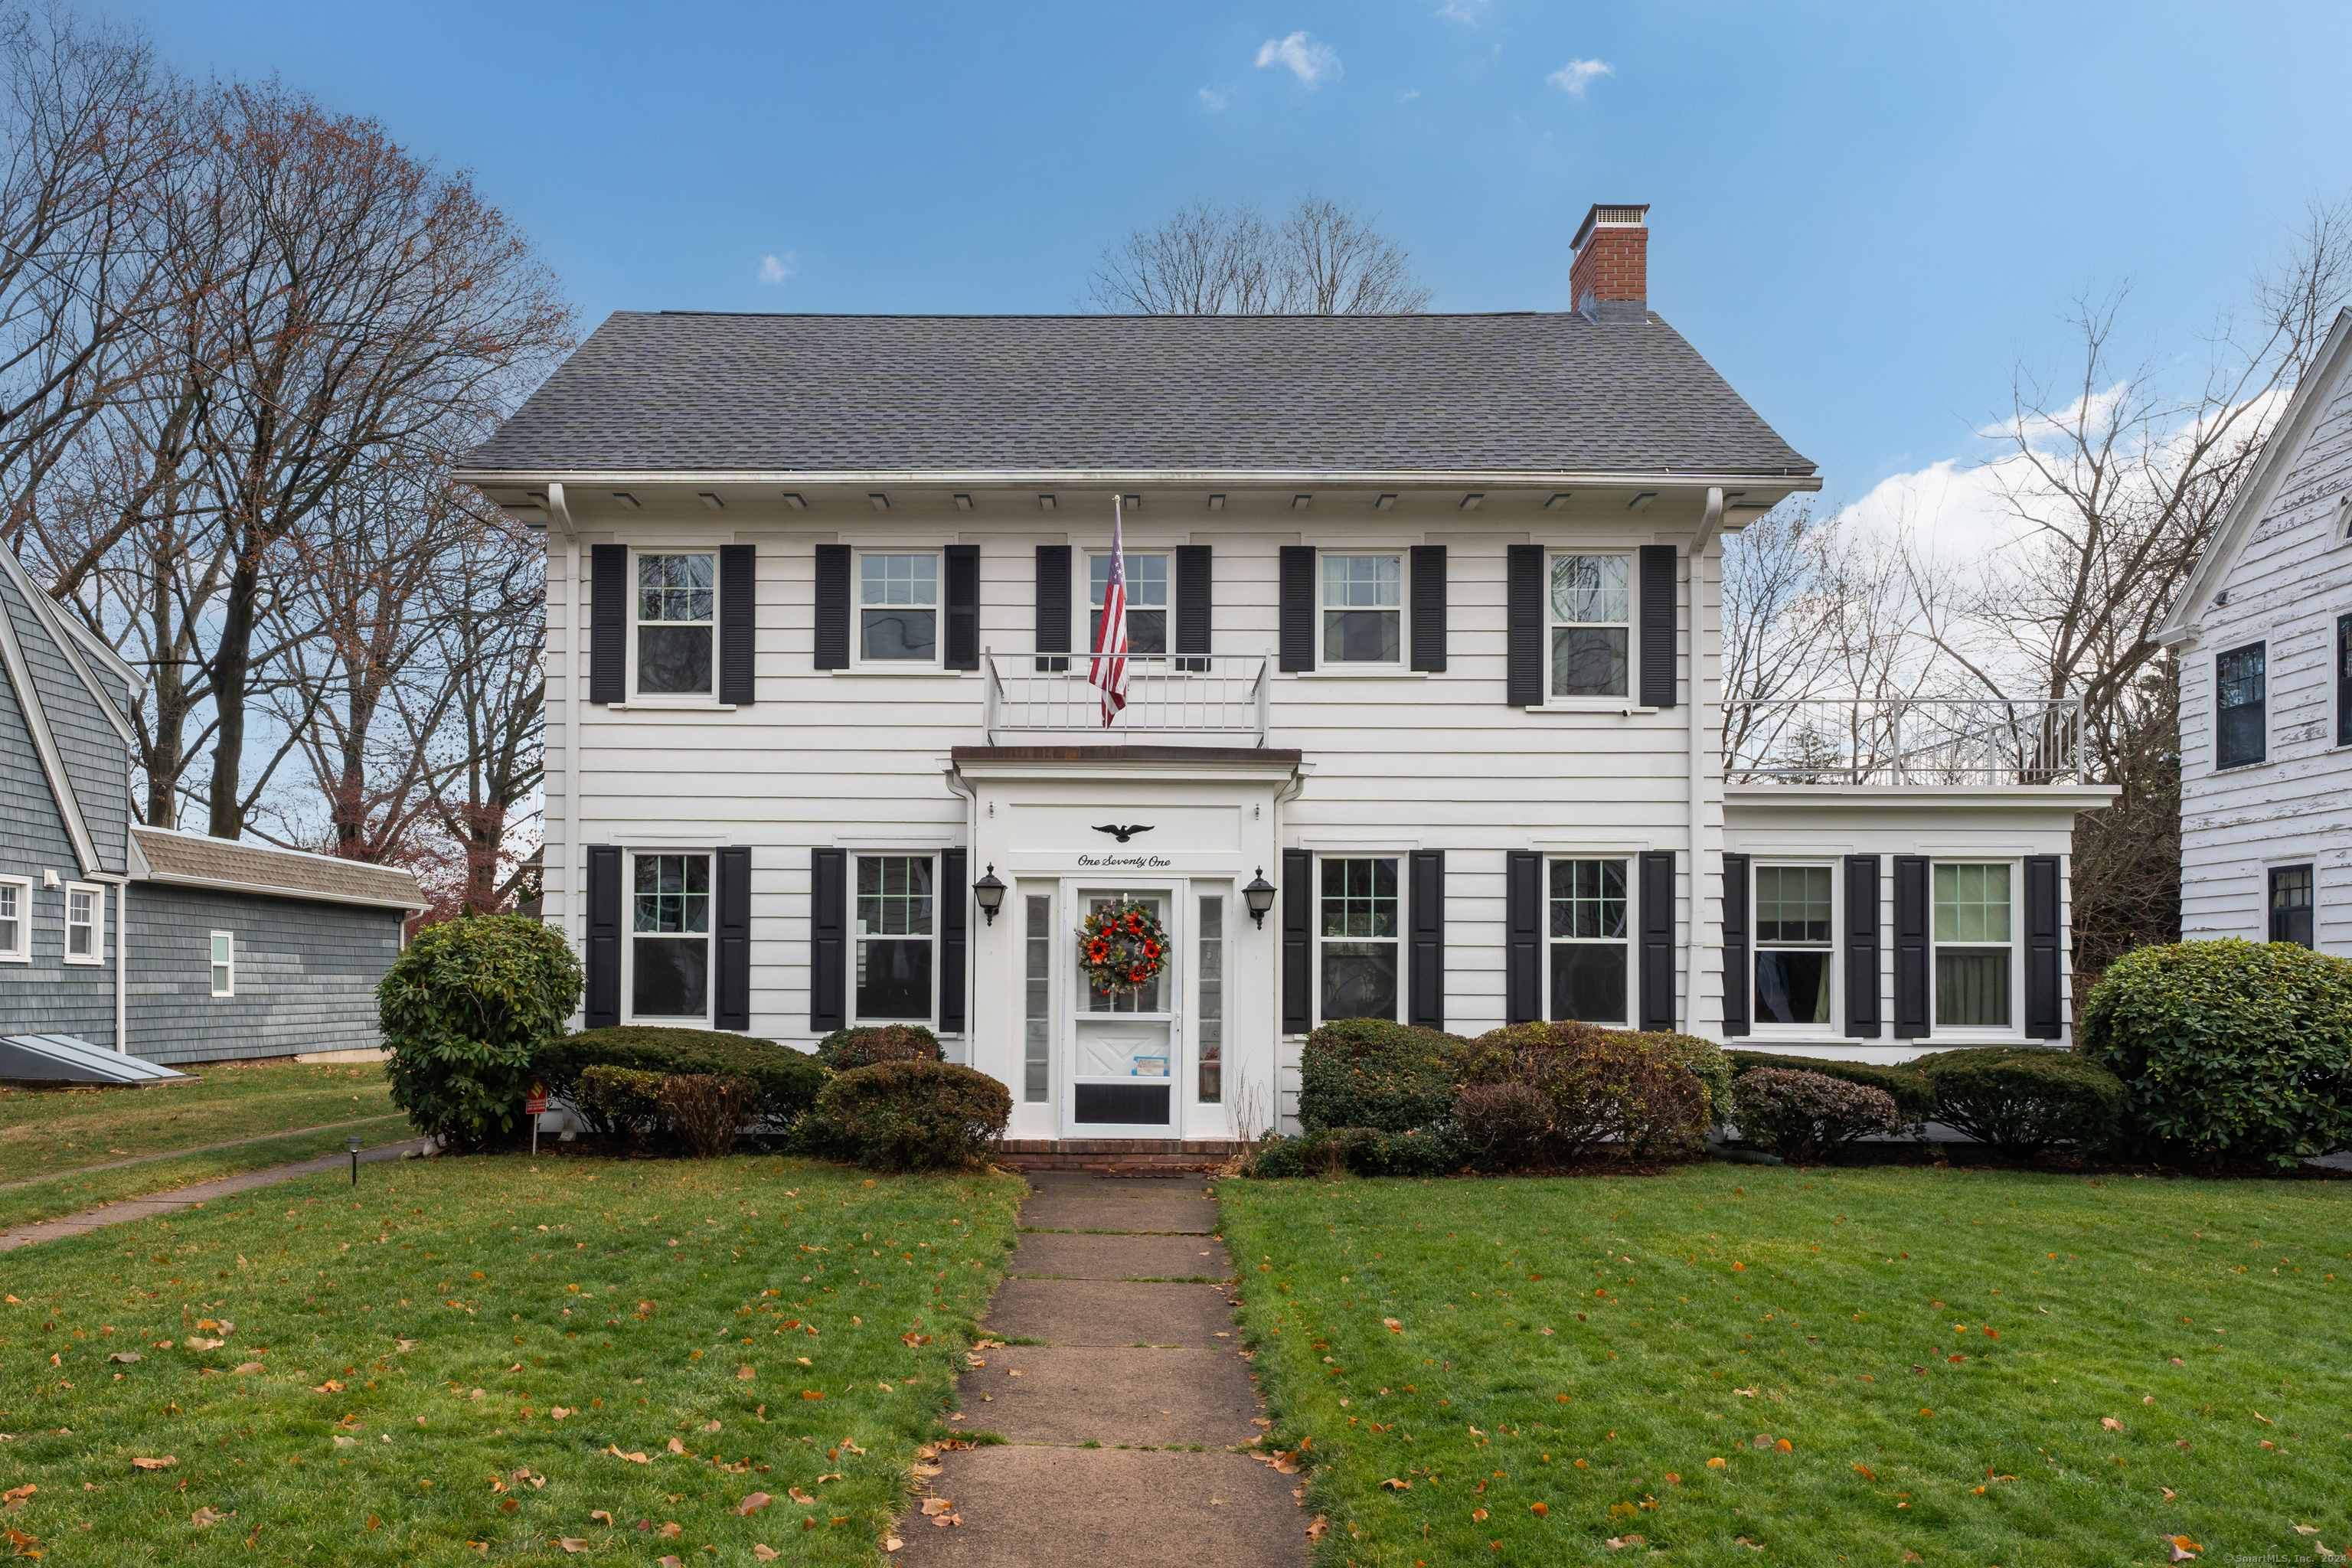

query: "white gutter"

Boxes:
[547, 483, 580, 967]
[1686, 486, 1724, 1037]
[455, 465, 1823, 494]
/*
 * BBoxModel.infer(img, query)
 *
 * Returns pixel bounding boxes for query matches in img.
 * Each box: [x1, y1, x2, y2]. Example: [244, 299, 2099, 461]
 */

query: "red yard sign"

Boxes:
[525, 1079, 548, 1115]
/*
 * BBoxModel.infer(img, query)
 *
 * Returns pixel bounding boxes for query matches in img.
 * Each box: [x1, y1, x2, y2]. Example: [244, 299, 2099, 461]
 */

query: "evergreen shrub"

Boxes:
[1730, 1067, 1904, 1162]
[815, 1060, 1012, 1171]
[815, 1024, 945, 1071]
[1296, 1018, 1465, 1134]
[536, 1027, 826, 1127]
[377, 914, 582, 1147]
[1919, 1046, 2125, 1157]
[1726, 1050, 1935, 1122]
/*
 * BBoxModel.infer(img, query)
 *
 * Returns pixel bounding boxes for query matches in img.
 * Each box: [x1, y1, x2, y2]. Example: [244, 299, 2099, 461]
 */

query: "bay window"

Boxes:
[635, 553, 715, 695]
[858, 553, 939, 664]
[1753, 864, 1834, 1027]
[1549, 553, 1630, 698]
[1322, 554, 1402, 665]
[631, 853, 710, 1018]
[854, 854, 935, 1021]
[1932, 863, 2014, 1030]
[1547, 858, 1628, 1024]
[1319, 857, 1399, 1020]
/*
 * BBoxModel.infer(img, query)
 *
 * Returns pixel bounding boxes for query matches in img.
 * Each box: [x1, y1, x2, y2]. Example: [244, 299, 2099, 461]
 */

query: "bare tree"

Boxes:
[1086, 191, 1433, 314]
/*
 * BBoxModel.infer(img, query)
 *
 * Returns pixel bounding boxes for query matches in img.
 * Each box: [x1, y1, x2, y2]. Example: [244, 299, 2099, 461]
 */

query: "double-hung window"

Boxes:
[1932, 863, 2014, 1031]
[0, 878, 26, 962]
[2336, 613, 2350, 749]
[1322, 555, 1402, 665]
[1549, 554, 1631, 698]
[1089, 552, 1168, 655]
[2216, 642, 2265, 768]
[1548, 858, 1628, 1024]
[635, 553, 715, 696]
[858, 553, 939, 664]
[854, 854, 934, 1021]
[63, 884, 102, 964]
[2269, 864, 2314, 948]
[1753, 864, 1834, 1027]
[1319, 857, 1400, 1021]
[631, 853, 710, 1019]
[209, 932, 234, 997]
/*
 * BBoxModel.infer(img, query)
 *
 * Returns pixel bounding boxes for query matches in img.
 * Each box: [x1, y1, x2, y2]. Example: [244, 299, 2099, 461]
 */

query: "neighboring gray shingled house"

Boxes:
[0, 537, 423, 1065]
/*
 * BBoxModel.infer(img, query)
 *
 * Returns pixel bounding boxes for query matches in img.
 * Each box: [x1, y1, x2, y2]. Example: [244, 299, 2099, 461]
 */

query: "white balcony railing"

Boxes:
[1723, 697, 2084, 786]
[982, 650, 1272, 745]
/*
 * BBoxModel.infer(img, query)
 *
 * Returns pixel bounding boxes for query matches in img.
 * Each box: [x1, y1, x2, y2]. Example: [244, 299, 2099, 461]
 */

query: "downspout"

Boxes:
[546, 483, 579, 974]
[942, 763, 976, 1068]
[108, 874, 128, 1054]
[1686, 487, 1724, 1037]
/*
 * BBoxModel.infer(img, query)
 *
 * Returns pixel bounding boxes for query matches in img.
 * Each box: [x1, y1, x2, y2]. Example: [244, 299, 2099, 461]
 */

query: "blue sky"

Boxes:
[109, 1, 2352, 502]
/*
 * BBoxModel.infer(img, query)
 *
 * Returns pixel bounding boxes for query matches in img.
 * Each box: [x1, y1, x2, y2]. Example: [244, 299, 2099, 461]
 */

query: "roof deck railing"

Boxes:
[1723, 697, 2084, 786]
[982, 651, 1271, 746]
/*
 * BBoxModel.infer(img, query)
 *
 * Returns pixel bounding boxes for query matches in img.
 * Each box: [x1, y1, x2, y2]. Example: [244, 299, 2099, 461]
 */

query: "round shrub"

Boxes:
[815, 1060, 1012, 1171]
[1645, 1031, 1734, 1127]
[1455, 1081, 1555, 1165]
[377, 914, 582, 1147]
[536, 1027, 826, 1128]
[1297, 1018, 1465, 1135]
[572, 1065, 666, 1141]
[1919, 1047, 2125, 1157]
[1730, 1067, 1904, 1162]
[2078, 939, 2352, 1166]
[661, 1074, 757, 1159]
[816, 1024, 945, 1071]
[1464, 1021, 1709, 1160]
[1246, 1134, 1308, 1179]
[1726, 1050, 1935, 1122]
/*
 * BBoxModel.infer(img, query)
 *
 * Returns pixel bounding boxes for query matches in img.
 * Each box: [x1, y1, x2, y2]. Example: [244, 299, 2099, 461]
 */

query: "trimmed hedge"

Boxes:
[1732, 1067, 1905, 1162]
[535, 1027, 826, 1128]
[1296, 1018, 1465, 1134]
[1726, 1050, 1935, 1122]
[1651, 1031, 1734, 1127]
[815, 1024, 945, 1071]
[378, 914, 582, 1147]
[1247, 1123, 1468, 1179]
[571, 1065, 667, 1140]
[814, 1060, 1012, 1171]
[1463, 1021, 1710, 1160]
[2079, 939, 2352, 1167]
[1919, 1046, 2125, 1157]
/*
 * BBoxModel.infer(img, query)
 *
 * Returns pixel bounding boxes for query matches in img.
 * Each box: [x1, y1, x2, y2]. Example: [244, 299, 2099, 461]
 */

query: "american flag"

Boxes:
[1089, 494, 1129, 727]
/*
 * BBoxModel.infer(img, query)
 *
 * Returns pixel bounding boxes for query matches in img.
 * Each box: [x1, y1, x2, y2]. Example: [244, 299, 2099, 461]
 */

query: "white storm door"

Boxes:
[1064, 885, 1181, 1137]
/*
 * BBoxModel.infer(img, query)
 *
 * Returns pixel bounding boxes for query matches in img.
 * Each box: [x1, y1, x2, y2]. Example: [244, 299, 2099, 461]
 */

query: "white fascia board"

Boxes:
[2156, 307, 2352, 644]
[0, 544, 138, 742]
[454, 466, 1824, 494]
[0, 582, 102, 875]
[132, 869, 423, 913]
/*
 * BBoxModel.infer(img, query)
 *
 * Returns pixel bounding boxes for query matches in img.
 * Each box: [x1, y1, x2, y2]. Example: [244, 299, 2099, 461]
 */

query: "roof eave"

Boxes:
[452, 464, 1821, 490]
[132, 868, 423, 913]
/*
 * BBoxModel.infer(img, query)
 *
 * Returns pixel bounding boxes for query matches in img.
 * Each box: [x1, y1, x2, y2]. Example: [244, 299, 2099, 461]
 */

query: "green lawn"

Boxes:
[0, 1115, 414, 1233]
[1214, 1165, 2352, 1567]
[0, 1062, 395, 1184]
[0, 1154, 1021, 1563]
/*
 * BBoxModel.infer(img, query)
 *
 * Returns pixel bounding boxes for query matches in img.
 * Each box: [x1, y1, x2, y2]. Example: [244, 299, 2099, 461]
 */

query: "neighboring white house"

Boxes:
[2159, 308, 2352, 955]
[458, 203, 2114, 1155]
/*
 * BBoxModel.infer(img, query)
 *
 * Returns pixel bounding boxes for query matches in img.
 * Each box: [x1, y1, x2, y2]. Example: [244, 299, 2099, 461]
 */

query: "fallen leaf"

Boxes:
[1383, 1318, 1402, 1332]
[1530, 1502, 1550, 1517]
[755, 1548, 782, 1563]
[106, 1353, 139, 1365]
[666, 1439, 686, 1455]
[2102, 1417, 2125, 1432]
[702, 1420, 721, 1433]
[191, 1507, 228, 1527]
[556, 1541, 589, 1555]
[658, 1521, 681, 1537]
[549, 1407, 571, 1421]
[234, 1363, 263, 1375]
[1775, 1439, 1793, 1452]
[739, 1494, 773, 1515]
[333, 1436, 356, 1449]
[606, 1446, 649, 1464]
[129, 1457, 175, 1471]
[1472, 1508, 1488, 1521]
[1606, 1537, 1645, 1550]
[1707, 1458, 1726, 1469]
[2169, 1537, 2201, 1562]
[184, 1338, 224, 1351]
[1733, 1387, 1758, 1397]
[1306, 1515, 1329, 1542]
[920, 1498, 956, 1516]
[737, 1365, 756, 1380]
[1379, 1478, 1411, 1491]
[659, 1558, 684, 1568]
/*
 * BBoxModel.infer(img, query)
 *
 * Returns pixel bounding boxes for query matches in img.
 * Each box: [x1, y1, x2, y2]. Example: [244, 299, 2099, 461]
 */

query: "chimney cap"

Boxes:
[1571, 202, 1650, 251]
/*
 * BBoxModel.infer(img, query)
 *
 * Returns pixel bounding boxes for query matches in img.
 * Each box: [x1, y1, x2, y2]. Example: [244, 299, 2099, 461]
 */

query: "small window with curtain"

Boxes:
[1549, 554, 1631, 698]
[1089, 552, 1168, 655]
[1932, 863, 2014, 1030]
[1022, 893, 1051, 1102]
[2269, 865, 2314, 948]
[1318, 857, 1400, 1020]
[1322, 555, 1402, 665]
[1753, 864, 1834, 1027]
[635, 553, 714, 695]
[1197, 894, 1224, 1102]
[858, 553, 939, 664]
[2215, 642, 2265, 768]
[854, 854, 935, 1021]
[631, 854, 710, 1018]
[1547, 858, 1628, 1024]
[209, 931, 234, 998]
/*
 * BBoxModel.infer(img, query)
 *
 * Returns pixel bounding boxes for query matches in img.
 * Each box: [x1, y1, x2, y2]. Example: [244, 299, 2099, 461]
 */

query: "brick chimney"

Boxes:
[1570, 203, 1649, 322]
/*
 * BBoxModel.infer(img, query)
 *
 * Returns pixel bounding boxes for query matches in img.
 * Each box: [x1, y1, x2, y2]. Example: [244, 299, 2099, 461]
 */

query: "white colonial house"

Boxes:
[459, 204, 2113, 1158]
[2160, 307, 2352, 954]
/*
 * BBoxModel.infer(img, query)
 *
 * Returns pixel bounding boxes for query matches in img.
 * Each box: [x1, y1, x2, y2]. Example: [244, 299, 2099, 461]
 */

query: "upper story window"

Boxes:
[632, 852, 710, 1019]
[1548, 858, 1627, 1024]
[0, 878, 26, 962]
[64, 883, 102, 964]
[1319, 856, 1400, 1020]
[1323, 554, 1402, 665]
[635, 553, 714, 696]
[855, 854, 935, 1021]
[2269, 864, 2314, 948]
[1753, 864, 1833, 1027]
[1090, 552, 1168, 655]
[1550, 554, 1630, 698]
[858, 553, 938, 665]
[2337, 613, 2350, 749]
[1932, 862, 2013, 1031]
[2215, 641, 2265, 769]
[209, 931, 234, 997]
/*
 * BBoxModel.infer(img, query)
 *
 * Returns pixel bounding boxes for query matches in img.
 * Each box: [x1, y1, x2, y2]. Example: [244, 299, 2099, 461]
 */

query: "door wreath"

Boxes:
[1076, 901, 1169, 995]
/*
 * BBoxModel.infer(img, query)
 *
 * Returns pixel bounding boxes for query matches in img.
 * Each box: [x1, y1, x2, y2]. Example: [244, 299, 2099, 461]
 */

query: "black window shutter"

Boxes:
[2024, 854, 2062, 1040]
[1034, 546, 1071, 673]
[809, 848, 847, 1034]
[1844, 855, 1883, 1038]
[1720, 852, 1750, 1038]
[1638, 850, 1676, 1032]
[1639, 544, 1677, 710]
[1505, 850, 1540, 1025]
[1175, 544, 1211, 672]
[939, 848, 969, 1034]
[1410, 544, 1447, 673]
[942, 544, 980, 671]
[589, 544, 626, 704]
[1408, 850, 1445, 1030]
[813, 544, 851, 671]
[1279, 547, 1316, 673]
[584, 844, 621, 1029]
[718, 546, 756, 705]
[1891, 855, 1929, 1039]
[1281, 848, 1312, 1033]
[715, 846, 751, 1031]
[1506, 545, 1544, 707]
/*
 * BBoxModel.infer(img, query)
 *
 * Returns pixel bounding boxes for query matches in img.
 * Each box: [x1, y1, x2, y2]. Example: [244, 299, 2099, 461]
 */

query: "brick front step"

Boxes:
[994, 1139, 1250, 1177]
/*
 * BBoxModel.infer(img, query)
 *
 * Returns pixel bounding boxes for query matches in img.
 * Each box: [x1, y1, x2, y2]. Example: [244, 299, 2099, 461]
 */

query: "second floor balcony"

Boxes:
[1723, 697, 2085, 786]
[983, 652, 1272, 746]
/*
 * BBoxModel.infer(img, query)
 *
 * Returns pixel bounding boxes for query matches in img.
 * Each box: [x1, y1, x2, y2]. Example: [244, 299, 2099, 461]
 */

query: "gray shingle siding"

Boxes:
[125, 884, 400, 1064]
[463, 310, 1817, 477]
[0, 645, 119, 1045]
[0, 570, 126, 874]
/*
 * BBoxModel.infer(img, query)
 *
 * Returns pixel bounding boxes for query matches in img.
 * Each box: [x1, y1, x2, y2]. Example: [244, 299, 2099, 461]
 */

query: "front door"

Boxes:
[1065, 885, 1180, 1137]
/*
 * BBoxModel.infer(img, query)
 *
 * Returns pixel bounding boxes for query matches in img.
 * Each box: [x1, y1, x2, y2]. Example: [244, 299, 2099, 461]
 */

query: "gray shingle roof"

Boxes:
[463, 311, 1813, 477]
[132, 827, 423, 910]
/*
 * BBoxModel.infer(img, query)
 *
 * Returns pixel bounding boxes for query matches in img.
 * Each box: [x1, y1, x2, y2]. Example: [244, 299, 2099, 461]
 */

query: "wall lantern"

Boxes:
[1243, 867, 1277, 929]
[972, 864, 1008, 926]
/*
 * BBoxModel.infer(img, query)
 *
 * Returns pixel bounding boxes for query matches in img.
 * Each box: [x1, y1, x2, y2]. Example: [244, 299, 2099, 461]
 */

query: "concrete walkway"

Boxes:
[895, 1173, 1305, 1568]
[0, 1137, 430, 1252]
[0, 1112, 410, 1193]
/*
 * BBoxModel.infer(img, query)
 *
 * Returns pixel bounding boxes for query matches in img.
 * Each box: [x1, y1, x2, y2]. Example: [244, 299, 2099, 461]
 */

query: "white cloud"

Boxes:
[1197, 85, 1229, 112]
[757, 252, 796, 286]
[1546, 58, 1613, 98]
[1436, 0, 1489, 21]
[1256, 31, 1341, 87]
[1397, 87, 1420, 103]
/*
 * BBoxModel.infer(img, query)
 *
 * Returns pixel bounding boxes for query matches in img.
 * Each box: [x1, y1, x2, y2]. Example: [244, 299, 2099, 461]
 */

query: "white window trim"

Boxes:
[1928, 858, 2024, 1041]
[1543, 854, 1635, 1027]
[623, 850, 714, 1027]
[1085, 547, 1172, 660]
[1749, 860, 1838, 1037]
[62, 881, 104, 965]
[626, 547, 722, 706]
[1544, 548, 1638, 704]
[2262, 857, 2318, 948]
[209, 930, 235, 998]
[851, 851, 941, 1029]
[2213, 638, 2269, 770]
[1312, 853, 1404, 1027]
[850, 548, 944, 671]
[1318, 550, 1408, 670]
[0, 876, 28, 962]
